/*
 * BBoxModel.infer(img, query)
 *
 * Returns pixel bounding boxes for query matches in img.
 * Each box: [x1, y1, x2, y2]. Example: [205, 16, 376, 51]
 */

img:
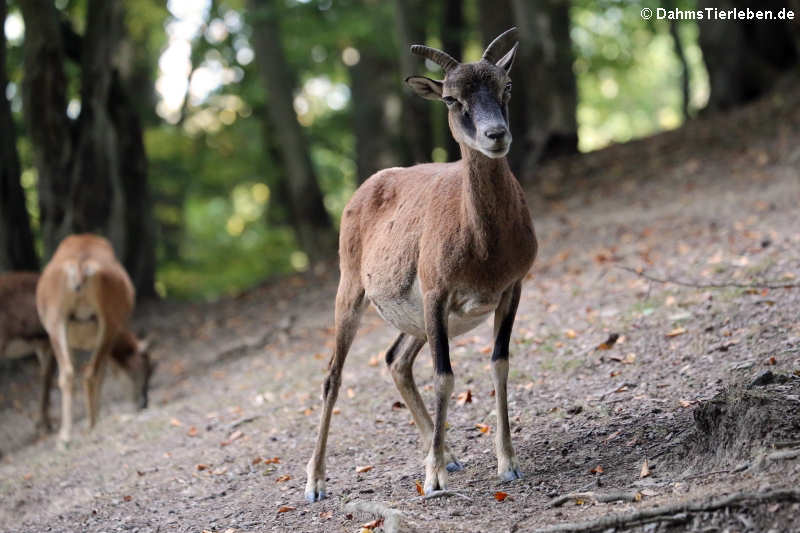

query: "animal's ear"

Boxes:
[496, 42, 518, 74]
[405, 76, 443, 100]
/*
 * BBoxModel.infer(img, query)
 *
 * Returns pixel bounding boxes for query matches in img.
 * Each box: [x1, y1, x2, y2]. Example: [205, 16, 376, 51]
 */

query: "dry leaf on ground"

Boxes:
[640, 458, 651, 478]
[476, 423, 490, 434]
[415, 480, 424, 495]
[355, 465, 373, 473]
[457, 389, 473, 405]
[494, 491, 510, 501]
[276, 505, 295, 513]
[275, 475, 291, 482]
[666, 327, 687, 338]
[596, 333, 620, 350]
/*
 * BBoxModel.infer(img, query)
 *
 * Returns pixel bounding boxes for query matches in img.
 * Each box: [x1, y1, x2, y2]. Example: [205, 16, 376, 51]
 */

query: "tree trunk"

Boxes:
[350, 50, 401, 183]
[20, 0, 156, 296]
[440, 0, 464, 162]
[511, 0, 578, 179]
[394, 0, 434, 165]
[18, 0, 72, 258]
[698, 0, 798, 111]
[0, 0, 38, 271]
[248, 0, 336, 260]
[478, 0, 527, 175]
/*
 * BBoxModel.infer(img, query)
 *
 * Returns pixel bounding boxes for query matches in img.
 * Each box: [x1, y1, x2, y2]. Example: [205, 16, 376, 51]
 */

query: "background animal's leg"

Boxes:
[35, 344, 55, 433]
[422, 290, 454, 494]
[491, 281, 523, 481]
[387, 333, 463, 471]
[305, 277, 366, 502]
[83, 330, 114, 430]
[50, 327, 74, 446]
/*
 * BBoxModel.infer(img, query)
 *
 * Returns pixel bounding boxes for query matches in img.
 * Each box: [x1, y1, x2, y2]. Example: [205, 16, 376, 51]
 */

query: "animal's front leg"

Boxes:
[423, 290, 454, 494]
[492, 281, 522, 481]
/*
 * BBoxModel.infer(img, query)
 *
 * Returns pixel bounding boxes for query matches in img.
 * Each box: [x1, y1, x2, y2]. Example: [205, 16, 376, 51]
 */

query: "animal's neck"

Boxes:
[458, 144, 513, 260]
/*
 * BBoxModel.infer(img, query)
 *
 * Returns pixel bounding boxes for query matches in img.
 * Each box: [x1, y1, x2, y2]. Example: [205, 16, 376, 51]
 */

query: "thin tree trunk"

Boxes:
[19, 0, 72, 258]
[669, 18, 690, 121]
[440, 0, 463, 162]
[511, 0, 578, 180]
[0, 0, 38, 271]
[478, 0, 527, 175]
[394, 0, 434, 165]
[350, 50, 400, 183]
[248, 0, 336, 260]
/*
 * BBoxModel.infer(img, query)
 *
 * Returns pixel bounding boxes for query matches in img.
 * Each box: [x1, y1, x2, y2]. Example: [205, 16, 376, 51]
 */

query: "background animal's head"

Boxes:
[114, 334, 156, 409]
[406, 28, 518, 159]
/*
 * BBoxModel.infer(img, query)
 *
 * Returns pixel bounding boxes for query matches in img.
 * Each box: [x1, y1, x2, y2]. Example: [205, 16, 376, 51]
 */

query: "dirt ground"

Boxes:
[1, 83, 799, 533]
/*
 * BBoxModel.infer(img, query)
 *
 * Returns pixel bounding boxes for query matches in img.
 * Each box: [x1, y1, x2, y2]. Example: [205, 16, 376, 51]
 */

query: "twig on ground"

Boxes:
[549, 490, 641, 508]
[344, 500, 410, 533]
[533, 488, 800, 533]
[617, 265, 800, 290]
[682, 469, 731, 481]
[414, 490, 473, 502]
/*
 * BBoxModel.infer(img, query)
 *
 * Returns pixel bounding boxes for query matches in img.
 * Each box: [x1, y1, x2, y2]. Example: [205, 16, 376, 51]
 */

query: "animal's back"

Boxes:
[36, 235, 135, 348]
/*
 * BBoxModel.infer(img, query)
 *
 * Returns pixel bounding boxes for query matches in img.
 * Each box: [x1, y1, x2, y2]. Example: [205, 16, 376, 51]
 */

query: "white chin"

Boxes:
[479, 146, 509, 159]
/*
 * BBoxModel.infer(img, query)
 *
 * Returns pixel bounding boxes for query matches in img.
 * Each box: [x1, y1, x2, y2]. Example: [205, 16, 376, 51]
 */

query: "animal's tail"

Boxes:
[62, 258, 101, 292]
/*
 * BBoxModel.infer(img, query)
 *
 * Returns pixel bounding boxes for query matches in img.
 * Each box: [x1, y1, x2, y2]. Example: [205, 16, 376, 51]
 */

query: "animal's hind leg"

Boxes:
[305, 276, 366, 502]
[386, 333, 462, 471]
[83, 329, 114, 430]
[491, 281, 523, 481]
[35, 344, 55, 433]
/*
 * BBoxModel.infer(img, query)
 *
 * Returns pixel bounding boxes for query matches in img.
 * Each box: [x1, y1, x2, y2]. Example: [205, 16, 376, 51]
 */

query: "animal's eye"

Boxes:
[442, 96, 458, 106]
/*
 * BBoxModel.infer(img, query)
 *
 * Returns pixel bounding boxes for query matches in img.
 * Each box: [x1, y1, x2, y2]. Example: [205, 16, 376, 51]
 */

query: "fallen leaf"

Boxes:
[565, 329, 577, 339]
[609, 370, 621, 377]
[320, 511, 333, 519]
[415, 480, 424, 495]
[252, 457, 263, 465]
[170, 418, 183, 427]
[590, 465, 604, 474]
[123, 495, 132, 502]
[640, 458, 651, 478]
[276, 475, 291, 482]
[494, 491, 509, 501]
[264, 457, 280, 464]
[623, 353, 637, 364]
[196, 464, 209, 471]
[221, 430, 244, 446]
[391, 401, 406, 410]
[333, 408, 341, 415]
[457, 389, 473, 405]
[302, 407, 314, 416]
[347, 388, 356, 399]
[476, 423, 490, 434]
[213, 467, 227, 475]
[276, 505, 295, 513]
[355, 465, 373, 473]
[768, 503, 780, 513]
[666, 327, 686, 338]
[604, 430, 621, 442]
[361, 518, 384, 529]
[596, 333, 620, 350]
[614, 385, 629, 393]
[368, 354, 380, 367]
[678, 400, 694, 408]
[766, 356, 777, 366]
[187, 426, 198, 437]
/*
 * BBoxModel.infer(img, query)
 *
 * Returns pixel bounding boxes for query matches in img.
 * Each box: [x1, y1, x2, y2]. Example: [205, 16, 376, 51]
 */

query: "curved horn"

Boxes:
[410, 44, 459, 73]
[482, 27, 518, 63]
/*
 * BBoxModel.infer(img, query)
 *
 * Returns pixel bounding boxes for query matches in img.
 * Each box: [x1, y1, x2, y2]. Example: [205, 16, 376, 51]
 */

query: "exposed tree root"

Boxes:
[549, 490, 642, 508]
[533, 488, 800, 533]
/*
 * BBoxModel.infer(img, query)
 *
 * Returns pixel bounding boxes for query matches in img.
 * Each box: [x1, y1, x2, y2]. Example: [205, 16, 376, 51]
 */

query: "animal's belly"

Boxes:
[368, 281, 497, 339]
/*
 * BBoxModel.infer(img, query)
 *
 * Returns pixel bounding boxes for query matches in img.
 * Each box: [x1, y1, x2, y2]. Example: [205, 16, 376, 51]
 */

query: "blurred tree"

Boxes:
[0, 0, 38, 271]
[394, 0, 434, 164]
[348, 1, 403, 183]
[440, 0, 464, 161]
[248, 0, 336, 261]
[511, 0, 578, 179]
[19, 0, 156, 296]
[698, 0, 799, 111]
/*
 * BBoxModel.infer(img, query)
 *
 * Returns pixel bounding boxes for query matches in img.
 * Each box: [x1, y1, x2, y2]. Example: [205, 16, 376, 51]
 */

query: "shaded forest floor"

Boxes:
[2, 81, 800, 532]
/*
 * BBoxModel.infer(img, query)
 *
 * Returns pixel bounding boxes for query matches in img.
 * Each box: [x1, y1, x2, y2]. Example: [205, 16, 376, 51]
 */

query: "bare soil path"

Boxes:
[1, 85, 799, 532]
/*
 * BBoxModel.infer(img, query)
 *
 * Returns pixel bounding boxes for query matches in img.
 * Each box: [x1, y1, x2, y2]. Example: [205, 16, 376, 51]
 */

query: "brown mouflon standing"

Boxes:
[305, 28, 537, 501]
[36, 234, 154, 447]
